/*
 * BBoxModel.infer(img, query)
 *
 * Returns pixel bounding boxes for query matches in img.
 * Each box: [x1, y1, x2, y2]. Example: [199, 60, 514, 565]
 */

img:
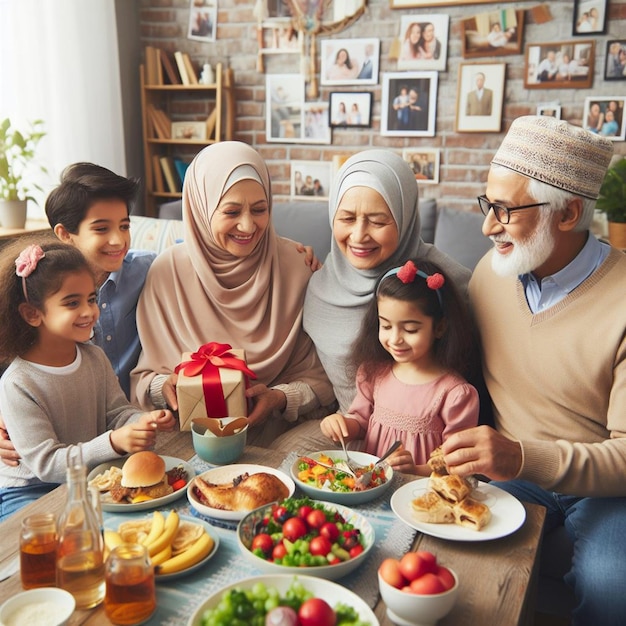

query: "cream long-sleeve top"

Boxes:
[469, 247, 626, 497]
[0, 344, 140, 488]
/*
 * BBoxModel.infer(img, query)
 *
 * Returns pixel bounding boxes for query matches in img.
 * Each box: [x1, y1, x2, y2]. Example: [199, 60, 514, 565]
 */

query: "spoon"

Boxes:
[356, 440, 402, 489]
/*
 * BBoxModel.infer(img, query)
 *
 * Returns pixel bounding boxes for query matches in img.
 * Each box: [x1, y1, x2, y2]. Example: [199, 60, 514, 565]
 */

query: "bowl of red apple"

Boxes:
[377, 550, 459, 626]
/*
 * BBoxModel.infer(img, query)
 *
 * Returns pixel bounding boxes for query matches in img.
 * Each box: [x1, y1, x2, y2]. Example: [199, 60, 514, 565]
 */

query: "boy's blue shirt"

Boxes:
[93, 249, 156, 399]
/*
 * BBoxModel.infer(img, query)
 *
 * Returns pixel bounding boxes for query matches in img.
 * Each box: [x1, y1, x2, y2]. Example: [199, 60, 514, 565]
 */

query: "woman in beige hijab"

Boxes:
[131, 142, 335, 445]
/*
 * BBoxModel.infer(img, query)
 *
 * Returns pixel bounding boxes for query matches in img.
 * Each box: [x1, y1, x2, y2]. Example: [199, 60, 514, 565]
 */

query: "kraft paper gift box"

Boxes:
[175, 343, 256, 432]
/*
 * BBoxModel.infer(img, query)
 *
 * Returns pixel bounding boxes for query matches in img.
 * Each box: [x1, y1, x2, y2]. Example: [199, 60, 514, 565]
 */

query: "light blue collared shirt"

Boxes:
[93, 249, 156, 399]
[521, 234, 610, 314]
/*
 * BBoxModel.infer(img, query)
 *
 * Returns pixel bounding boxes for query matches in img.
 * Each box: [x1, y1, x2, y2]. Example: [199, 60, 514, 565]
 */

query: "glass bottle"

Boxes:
[56, 445, 106, 609]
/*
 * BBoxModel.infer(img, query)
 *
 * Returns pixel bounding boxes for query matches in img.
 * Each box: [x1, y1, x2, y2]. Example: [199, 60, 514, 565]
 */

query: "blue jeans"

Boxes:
[492, 479, 626, 626]
[0, 484, 58, 522]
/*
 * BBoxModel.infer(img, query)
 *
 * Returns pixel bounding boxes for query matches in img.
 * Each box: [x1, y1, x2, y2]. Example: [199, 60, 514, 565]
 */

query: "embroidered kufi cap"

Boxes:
[492, 115, 614, 200]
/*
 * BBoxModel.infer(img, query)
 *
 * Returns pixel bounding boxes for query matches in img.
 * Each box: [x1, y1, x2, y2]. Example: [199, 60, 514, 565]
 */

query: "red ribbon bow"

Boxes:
[175, 342, 257, 417]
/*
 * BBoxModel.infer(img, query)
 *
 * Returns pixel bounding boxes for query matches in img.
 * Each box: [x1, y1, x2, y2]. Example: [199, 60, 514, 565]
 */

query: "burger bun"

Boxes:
[121, 451, 166, 488]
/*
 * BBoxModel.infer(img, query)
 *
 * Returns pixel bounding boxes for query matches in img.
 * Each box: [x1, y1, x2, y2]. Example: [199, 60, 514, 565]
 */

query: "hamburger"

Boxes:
[109, 451, 173, 503]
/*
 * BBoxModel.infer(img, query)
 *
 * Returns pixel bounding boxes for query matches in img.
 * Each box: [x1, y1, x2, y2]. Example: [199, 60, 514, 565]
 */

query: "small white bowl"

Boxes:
[290, 450, 394, 506]
[378, 569, 459, 626]
[0, 587, 75, 626]
[237, 500, 375, 581]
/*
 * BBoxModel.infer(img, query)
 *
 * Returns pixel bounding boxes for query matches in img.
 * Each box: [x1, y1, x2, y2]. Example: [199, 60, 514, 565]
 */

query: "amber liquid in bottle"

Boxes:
[105, 565, 156, 625]
[20, 535, 57, 589]
[56, 446, 105, 609]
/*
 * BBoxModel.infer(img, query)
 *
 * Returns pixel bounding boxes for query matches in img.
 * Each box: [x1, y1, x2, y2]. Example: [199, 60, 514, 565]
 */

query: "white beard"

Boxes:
[490, 211, 555, 277]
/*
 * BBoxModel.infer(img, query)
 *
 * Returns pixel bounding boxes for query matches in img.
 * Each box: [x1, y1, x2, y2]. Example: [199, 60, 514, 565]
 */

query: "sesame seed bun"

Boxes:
[121, 451, 165, 488]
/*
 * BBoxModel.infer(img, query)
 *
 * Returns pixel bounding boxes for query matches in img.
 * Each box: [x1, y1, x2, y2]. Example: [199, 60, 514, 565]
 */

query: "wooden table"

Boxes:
[0, 430, 546, 625]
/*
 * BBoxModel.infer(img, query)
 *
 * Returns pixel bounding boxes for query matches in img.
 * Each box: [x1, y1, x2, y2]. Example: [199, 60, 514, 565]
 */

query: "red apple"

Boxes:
[379, 558, 406, 589]
[399, 552, 431, 582]
[409, 572, 447, 595]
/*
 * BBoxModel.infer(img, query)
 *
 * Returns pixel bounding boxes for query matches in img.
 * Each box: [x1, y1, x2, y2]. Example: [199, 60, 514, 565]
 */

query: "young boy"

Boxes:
[45, 162, 156, 398]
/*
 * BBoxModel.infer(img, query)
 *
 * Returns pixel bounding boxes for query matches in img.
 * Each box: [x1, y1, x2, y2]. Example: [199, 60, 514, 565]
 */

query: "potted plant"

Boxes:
[0, 117, 46, 229]
[596, 156, 626, 249]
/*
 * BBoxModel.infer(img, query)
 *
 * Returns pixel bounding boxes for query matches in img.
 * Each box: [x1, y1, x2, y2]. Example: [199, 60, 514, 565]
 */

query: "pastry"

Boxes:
[429, 472, 473, 504]
[453, 496, 492, 531]
[411, 490, 455, 524]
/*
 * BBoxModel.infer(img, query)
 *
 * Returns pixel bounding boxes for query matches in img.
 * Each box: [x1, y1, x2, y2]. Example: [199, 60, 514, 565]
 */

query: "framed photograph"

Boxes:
[259, 18, 301, 54]
[171, 121, 207, 141]
[402, 148, 440, 185]
[302, 102, 332, 144]
[455, 62, 506, 133]
[397, 14, 449, 71]
[605, 41, 626, 80]
[461, 9, 524, 59]
[391, 0, 515, 7]
[266, 74, 304, 143]
[329, 92, 373, 128]
[187, 0, 217, 43]
[583, 97, 626, 141]
[536, 104, 562, 119]
[291, 161, 332, 200]
[381, 71, 438, 137]
[320, 38, 380, 86]
[524, 40, 594, 89]
[573, 0, 607, 36]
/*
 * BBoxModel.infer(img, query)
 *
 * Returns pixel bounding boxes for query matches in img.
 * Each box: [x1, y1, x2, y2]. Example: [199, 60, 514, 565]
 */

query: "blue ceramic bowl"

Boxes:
[191, 418, 247, 464]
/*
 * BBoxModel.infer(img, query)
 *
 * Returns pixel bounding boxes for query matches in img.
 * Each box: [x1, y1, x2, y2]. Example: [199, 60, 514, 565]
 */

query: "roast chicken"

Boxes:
[193, 472, 289, 511]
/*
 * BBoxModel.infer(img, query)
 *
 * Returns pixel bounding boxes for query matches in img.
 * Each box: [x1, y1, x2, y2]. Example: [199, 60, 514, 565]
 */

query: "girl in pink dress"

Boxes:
[320, 259, 479, 475]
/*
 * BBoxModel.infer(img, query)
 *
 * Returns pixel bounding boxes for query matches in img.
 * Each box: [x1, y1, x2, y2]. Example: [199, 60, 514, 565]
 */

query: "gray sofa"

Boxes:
[133, 197, 492, 271]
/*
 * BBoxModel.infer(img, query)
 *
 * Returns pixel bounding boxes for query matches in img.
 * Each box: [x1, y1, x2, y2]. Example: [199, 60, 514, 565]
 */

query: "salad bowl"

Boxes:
[290, 449, 394, 505]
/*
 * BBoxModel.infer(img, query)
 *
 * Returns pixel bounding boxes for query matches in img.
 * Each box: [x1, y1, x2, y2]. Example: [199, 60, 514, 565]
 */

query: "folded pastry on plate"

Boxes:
[429, 472, 472, 504]
[453, 496, 491, 531]
[411, 490, 455, 524]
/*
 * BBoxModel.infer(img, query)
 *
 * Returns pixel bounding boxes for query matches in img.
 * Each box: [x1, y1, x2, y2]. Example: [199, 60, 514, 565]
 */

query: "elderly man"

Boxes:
[442, 116, 626, 625]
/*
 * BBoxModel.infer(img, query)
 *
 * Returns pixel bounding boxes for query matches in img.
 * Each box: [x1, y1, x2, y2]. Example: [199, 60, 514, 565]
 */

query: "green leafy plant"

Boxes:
[0, 117, 47, 202]
[596, 157, 626, 224]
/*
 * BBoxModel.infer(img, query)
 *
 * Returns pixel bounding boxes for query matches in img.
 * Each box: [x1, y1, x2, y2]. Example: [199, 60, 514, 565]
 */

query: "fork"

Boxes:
[338, 434, 361, 476]
[355, 440, 402, 489]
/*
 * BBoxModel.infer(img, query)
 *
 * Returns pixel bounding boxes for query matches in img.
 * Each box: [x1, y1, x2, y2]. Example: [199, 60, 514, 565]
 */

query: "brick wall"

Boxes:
[139, 0, 626, 210]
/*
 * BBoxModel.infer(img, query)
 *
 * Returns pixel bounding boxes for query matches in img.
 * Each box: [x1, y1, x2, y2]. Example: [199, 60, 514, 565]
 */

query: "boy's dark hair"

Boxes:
[45, 162, 140, 233]
[350, 258, 475, 382]
[0, 236, 93, 361]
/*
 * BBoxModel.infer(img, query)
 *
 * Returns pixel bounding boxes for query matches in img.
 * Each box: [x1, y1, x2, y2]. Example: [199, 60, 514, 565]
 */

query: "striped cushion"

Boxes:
[130, 216, 184, 254]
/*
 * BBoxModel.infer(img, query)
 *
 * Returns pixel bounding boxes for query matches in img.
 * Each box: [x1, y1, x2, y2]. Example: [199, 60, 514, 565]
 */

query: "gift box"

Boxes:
[175, 342, 256, 432]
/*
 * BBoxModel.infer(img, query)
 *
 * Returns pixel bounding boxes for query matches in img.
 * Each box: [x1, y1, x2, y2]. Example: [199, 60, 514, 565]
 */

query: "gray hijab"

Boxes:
[303, 149, 471, 411]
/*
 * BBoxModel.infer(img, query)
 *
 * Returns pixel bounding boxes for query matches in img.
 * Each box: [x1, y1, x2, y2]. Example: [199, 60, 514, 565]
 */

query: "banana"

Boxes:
[150, 543, 172, 566]
[141, 510, 165, 547]
[145, 510, 179, 557]
[103, 529, 123, 561]
[154, 531, 214, 575]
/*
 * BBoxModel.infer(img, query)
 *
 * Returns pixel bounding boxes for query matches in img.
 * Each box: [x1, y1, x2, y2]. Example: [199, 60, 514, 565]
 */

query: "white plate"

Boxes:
[187, 574, 379, 626]
[88, 455, 194, 513]
[186, 464, 296, 522]
[291, 450, 394, 505]
[104, 514, 219, 581]
[390, 477, 526, 542]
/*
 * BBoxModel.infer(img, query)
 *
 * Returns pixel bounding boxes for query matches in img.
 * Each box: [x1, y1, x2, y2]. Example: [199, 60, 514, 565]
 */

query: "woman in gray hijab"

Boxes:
[304, 150, 472, 413]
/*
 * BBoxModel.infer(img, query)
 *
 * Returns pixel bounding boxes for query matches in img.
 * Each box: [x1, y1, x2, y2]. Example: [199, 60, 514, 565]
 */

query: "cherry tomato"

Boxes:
[251, 533, 274, 554]
[170, 478, 186, 491]
[298, 505, 313, 519]
[409, 572, 446, 595]
[437, 565, 456, 591]
[399, 552, 431, 582]
[349, 544, 364, 558]
[309, 535, 332, 557]
[298, 598, 337, 626]
[272, 542, 288, 560]
[282, 516, 308, 541]
[415, 550, 438, 574]
[273, 505, 291, 523]
[319, 522, 339, 542]
[306, 509, 327, 530]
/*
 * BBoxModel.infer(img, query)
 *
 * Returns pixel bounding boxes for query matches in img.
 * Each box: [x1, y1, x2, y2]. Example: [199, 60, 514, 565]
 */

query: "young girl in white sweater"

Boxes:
[0, 239, 175, 520]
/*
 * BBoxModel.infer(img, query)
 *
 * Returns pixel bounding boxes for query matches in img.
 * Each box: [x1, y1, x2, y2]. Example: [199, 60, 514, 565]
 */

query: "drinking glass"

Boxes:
[104, 543, 156, 625]
[19, 513, 58, 589]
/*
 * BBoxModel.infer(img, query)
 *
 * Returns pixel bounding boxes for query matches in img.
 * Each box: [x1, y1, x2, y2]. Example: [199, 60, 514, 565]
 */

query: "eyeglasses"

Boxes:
[477, 195, 550, 224]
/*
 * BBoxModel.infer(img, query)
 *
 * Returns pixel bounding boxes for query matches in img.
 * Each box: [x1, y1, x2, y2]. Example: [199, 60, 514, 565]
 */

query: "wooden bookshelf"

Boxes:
[140, 58, 235, 216]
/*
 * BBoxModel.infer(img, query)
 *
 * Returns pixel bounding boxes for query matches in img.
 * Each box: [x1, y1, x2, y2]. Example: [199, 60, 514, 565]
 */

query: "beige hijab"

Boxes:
[132, 142, 333, 408]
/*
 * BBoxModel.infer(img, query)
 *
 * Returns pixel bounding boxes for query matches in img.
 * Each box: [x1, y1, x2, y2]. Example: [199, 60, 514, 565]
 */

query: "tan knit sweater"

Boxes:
[469, 247, 626, 497]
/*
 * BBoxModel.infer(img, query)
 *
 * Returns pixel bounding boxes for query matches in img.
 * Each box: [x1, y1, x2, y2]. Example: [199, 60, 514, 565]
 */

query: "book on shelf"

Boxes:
[159, 49, 181, 85]
[160, 156, 180, 193]
[173, 158, 190, 186]
[205, 107, 218, 140]
[174, 51, 190, 85]
[182, 53, 199, 85]
[152, 154, 165, 193]
[147, 104, 171, 139]
[145, 45, 161, 85]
